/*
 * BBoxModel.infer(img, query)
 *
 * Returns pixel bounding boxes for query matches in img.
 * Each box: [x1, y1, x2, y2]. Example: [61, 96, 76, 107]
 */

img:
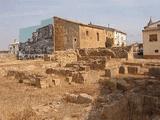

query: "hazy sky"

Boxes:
[0, 0, 160, 50]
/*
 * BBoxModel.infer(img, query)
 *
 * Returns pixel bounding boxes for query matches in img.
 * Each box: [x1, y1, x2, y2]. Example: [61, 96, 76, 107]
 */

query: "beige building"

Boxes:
[54, 17, 126, 51]
[143, 18, 160, 59]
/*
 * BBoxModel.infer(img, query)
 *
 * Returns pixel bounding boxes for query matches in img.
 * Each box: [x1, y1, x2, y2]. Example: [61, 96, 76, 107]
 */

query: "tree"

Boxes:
[105, 37, 114, 48]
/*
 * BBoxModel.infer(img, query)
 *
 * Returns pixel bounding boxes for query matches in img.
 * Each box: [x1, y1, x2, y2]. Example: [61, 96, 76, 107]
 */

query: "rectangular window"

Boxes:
[155, 49, 159, 53]
[97, 33, 99, 41]
[149, 34, 158, 42]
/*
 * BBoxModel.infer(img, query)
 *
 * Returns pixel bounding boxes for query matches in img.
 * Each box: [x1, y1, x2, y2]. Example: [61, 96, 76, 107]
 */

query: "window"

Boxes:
[97, 33, 99, 41]
[155, 49, 159, 53]
[74, 38, 77, 42]
[149, 34, 158, 42]
[86, 31, 89, 36]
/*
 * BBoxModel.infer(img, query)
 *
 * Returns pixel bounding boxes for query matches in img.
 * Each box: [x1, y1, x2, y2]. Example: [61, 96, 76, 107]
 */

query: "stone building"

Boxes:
[54, 17, 127, 51]
[143, 18, 160, 59]
[19, 16, 127, 57]
[19, 24, 53, 55]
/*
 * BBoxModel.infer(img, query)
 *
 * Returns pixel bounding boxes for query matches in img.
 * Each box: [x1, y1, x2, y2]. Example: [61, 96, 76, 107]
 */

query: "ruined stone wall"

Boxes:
[54, 17, 80, 51]
[19, 24, 54, 56]
[77, 48, 116, 58]
[111, 46, 133, 59]
[52, 50, 78, 67]
[79, 25, 106, 48]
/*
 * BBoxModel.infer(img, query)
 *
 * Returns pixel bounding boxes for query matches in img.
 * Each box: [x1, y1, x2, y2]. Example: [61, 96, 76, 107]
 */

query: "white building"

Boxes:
[9, 39, 19, 55]
[142, 18, 160, 59]
[113, 30, 127, 47]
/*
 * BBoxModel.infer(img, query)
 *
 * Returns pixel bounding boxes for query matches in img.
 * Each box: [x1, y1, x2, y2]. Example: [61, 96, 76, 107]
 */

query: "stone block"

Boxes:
[52, 79, 61, 86]
[105, 68, 118, 78]
[72, 72, 88, 84]
[36, 79, 48, 88]
[77, 93, 93, 104]
[127, 66, 140, 74]
[65, 93, 78, 103]
[66, 77, 72, 84]
[119, 66, 127, 74]
[79, 65, 90, 72]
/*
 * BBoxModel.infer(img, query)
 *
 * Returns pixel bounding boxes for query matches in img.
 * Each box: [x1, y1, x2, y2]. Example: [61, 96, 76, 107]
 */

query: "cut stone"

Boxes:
[127, 66, 140, 74]
[105, 68, 118, 78]
[119, 66, 127, 74]
[77, 93, 93, 104]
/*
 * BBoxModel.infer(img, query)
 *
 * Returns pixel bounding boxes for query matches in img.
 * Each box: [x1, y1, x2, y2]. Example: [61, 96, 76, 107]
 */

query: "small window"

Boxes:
[155, 49, 159, 53]
[86, 31, 89, 36]
[149, 34, 157, 42]
[97, 33, 99, 41]
[74, 38, 77, 42]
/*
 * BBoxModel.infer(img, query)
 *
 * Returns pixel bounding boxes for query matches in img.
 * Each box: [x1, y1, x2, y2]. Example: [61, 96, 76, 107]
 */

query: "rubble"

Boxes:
[1, 48, 160, 120]
[19, 24, 53, 59]
[117, 79, 130, 91]
[149, 67, 160, 77]
[105, 79, 117, 90]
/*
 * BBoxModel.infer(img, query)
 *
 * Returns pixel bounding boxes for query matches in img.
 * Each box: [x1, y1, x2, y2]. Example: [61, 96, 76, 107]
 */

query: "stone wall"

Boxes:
[111, 46, 133, 59]
[79, 25, 106, 48]
[54, 17, 80, 51]
[52, 50, 78, 67]
[19, 24, 54, 57]
[77, 48, 116, 58]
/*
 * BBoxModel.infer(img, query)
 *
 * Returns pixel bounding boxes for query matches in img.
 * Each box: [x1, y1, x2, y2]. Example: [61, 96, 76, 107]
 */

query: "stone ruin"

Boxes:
[19, 24, 53, 59]
[3, 47, 160, 120]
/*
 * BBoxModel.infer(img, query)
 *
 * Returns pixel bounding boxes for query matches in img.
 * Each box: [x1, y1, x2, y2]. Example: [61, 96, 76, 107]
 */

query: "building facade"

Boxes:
[54, 17, 126, 51]
[9, 39, 19, 55]
[19, 16, 127, 56]
[142, 18, 160, 59]
[113, 30, 127, 47]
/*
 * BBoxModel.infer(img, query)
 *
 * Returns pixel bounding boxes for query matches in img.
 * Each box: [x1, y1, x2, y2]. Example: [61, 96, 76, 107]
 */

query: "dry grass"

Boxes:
[8, 107, 40, 120]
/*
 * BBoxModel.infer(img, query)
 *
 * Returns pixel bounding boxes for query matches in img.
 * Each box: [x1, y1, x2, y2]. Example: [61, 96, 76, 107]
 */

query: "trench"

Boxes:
[87, 78, 160, 120]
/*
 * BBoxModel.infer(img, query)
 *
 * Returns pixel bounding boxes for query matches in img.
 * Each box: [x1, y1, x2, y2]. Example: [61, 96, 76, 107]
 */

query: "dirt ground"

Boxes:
[0, 54, 159, 120]
[0, 57, 101, 120]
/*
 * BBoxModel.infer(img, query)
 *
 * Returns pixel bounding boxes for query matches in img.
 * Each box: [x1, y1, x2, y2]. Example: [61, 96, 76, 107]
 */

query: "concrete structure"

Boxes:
[9, 39, 19, 54]
[143, 18, 160, 59]
[54, 17, 127, 51]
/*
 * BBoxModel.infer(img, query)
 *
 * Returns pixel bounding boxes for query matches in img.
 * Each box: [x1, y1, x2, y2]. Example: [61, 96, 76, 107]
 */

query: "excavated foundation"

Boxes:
[97, 79, 160, 120]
